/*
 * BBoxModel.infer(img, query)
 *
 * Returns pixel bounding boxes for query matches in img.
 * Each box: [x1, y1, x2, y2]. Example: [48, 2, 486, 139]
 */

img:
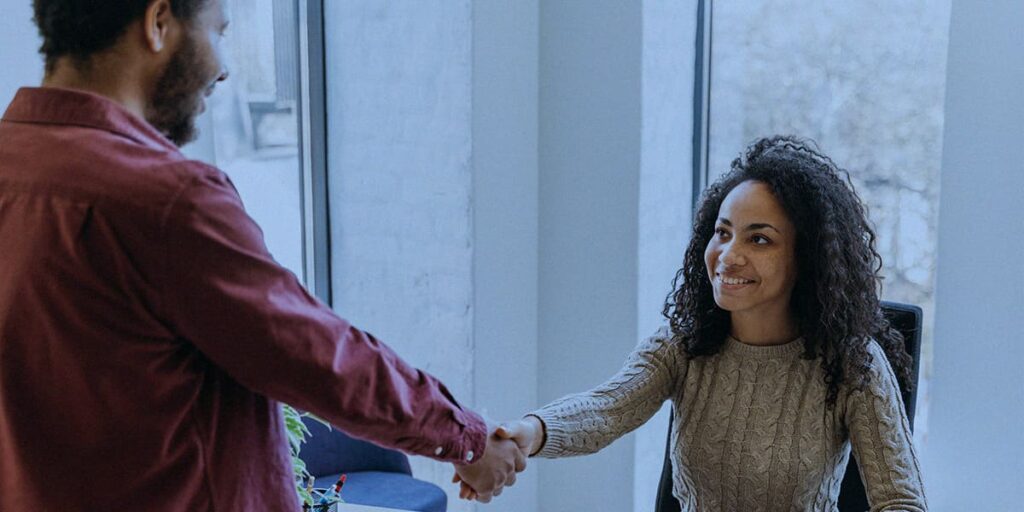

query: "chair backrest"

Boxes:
[653, 301, 923, 512]
[836, 301, 922, 511]
[300, 417, 413, 477]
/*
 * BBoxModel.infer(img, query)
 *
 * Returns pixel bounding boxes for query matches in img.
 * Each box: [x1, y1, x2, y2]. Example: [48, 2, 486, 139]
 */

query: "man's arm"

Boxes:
[156, 165, 485, 462]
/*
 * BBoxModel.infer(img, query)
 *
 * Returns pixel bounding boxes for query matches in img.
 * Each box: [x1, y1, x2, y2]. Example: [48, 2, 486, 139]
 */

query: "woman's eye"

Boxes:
[715, 228, 730, 238]
[751, 234, 771, 245]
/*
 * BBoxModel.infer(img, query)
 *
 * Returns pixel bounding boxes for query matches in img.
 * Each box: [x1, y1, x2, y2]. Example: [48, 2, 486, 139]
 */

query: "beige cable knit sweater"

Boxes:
[531, 328, 927, 512]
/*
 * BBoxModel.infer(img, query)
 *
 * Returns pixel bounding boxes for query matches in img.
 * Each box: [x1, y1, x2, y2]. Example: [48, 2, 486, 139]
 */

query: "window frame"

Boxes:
[691, 0, 713, 211]
[297, 0, 332, 305]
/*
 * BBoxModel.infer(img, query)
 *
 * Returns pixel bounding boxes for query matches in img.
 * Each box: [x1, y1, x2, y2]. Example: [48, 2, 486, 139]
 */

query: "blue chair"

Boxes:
[301, 418, 447, 512]
[654, 301, 923, 512]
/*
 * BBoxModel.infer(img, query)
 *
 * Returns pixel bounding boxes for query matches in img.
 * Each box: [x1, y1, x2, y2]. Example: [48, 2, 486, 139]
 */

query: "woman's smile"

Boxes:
[715, 272, 757, 291]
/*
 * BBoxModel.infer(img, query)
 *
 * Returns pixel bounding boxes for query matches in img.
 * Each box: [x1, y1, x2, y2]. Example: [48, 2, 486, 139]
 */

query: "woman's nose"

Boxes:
[720, 242, 744, 266]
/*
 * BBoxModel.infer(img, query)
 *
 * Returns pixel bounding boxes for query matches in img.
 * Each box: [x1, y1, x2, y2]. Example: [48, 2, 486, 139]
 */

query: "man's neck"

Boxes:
[42, 58, 148, 119]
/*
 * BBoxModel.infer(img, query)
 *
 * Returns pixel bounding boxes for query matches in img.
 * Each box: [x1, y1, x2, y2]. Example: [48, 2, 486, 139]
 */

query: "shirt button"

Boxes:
[465, 451, 475, 462]
[434, 446, 444, 456]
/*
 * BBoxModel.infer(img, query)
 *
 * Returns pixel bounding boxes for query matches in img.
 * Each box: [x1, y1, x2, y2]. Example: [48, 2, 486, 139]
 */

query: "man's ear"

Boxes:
[143, 0, 177, 53]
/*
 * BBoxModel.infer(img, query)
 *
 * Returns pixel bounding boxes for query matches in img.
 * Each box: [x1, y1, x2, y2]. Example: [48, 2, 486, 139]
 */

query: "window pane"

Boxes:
[708, 0, 952, 448]
[203, 0, 305, 279]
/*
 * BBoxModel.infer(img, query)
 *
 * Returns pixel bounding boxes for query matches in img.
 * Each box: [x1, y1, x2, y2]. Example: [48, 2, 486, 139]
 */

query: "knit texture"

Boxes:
[531, 328, 927, 512]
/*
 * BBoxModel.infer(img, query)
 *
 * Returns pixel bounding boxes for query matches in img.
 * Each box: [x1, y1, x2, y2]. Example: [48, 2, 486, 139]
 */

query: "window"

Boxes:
[704, 0, 952, 448]
[184, 0, 328, 299]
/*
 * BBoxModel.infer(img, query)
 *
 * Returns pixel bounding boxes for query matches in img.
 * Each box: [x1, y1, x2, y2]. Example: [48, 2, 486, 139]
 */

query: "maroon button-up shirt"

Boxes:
[0, 87, 486, 511]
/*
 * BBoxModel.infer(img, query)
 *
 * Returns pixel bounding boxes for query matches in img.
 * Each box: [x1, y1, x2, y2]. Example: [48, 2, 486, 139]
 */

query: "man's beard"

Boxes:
[146, 37, 213, 147]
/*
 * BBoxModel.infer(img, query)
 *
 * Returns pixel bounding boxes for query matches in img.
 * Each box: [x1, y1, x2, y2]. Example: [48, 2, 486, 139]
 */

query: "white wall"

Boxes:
[471, 1, 540, 511]
[537, 2, 642, 511]
[324, 2, 476, 510]
[322, 4, 647, 511]
[0, 2, 42, 107]
[924, 1, 1024, 509]
[633, 1, 697, 510]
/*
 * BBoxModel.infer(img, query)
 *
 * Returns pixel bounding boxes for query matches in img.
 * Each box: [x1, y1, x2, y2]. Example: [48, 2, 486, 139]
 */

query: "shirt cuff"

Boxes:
[441, 409, 488, 464]
[527, 409, 567, 459]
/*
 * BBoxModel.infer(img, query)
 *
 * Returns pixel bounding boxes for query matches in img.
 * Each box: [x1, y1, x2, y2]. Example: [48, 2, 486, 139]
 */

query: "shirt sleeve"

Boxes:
[156, 166, 486, 463]
[845, 341, 928, 512]
[529, 327, 680, 458]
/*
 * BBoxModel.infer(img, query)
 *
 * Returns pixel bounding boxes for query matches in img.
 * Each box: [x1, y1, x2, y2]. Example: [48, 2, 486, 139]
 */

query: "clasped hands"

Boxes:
[452, 416, 545, 503]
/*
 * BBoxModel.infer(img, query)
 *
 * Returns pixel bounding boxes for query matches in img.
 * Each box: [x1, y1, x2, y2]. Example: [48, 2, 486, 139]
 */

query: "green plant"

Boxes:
[283, 404, 330, 506]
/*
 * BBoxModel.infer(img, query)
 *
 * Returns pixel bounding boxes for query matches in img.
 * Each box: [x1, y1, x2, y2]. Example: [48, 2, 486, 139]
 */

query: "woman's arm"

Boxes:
[845, 341, 928, 512]
[455, 328, 683, 502]
[523, 327, 682, 458]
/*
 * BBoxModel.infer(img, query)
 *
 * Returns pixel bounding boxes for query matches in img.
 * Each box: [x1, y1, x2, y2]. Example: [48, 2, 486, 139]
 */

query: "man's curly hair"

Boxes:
[663, 135, 914, 409]
[33, 0, 209, 74]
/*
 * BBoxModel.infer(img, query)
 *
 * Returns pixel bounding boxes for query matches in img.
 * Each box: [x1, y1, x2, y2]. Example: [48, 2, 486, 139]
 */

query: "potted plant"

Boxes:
[283, 404, 329, 506]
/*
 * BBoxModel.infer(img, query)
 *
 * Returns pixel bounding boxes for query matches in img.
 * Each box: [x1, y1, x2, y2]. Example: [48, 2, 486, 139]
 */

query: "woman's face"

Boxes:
[704, 180, 798, 319]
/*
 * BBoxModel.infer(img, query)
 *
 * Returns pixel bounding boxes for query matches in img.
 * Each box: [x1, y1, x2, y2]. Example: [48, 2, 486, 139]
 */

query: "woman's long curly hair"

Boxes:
[663, 135, 914, 409]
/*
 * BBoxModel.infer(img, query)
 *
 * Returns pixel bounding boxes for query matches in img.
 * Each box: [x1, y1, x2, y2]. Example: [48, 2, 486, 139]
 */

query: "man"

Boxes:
[0, 0, 522, 509]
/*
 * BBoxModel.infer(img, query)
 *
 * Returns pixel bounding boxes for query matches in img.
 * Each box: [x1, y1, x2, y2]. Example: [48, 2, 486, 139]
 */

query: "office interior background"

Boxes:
[1, 1, 1020, 511]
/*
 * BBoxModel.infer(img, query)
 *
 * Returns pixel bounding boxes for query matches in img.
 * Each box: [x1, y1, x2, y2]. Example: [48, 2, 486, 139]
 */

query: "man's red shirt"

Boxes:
[0, 87, 485, 511]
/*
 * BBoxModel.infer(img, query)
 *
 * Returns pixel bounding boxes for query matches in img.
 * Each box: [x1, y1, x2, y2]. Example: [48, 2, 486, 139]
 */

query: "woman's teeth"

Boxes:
[720, 276, 753, 285]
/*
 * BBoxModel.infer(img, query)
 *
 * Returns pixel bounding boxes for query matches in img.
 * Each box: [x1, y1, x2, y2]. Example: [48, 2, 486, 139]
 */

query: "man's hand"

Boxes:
[452, 423, 526, 503]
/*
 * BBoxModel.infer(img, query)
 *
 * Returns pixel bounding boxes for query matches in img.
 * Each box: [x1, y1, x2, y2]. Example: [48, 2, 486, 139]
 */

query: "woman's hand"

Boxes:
[495, 416, 545, 457]
[452, 416, 545, 501]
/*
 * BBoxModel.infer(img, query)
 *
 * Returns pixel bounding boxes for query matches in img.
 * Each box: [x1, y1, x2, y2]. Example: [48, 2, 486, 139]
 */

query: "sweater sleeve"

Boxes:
[845, 341, 928, 512]
[529, 327, 681, 458]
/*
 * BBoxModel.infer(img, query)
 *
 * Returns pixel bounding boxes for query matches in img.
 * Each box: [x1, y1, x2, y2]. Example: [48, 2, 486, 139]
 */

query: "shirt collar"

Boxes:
[1, 87, 179, 153]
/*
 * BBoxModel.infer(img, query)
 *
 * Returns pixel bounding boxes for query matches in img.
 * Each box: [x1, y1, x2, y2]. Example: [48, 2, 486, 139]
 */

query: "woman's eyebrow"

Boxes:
[718, 218, 781, 234]
[747, 223, 782, 234]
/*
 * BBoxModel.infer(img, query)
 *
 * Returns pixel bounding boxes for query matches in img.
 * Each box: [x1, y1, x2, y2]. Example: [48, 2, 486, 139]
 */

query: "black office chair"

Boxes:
[653, 301, 923, 512]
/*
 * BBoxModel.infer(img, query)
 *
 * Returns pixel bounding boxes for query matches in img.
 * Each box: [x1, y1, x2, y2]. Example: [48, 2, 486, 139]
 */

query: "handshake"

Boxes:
[450, 416, 545, 503]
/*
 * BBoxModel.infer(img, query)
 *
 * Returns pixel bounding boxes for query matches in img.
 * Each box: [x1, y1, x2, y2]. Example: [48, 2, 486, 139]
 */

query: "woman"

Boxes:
[463, 136, 928, 511]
